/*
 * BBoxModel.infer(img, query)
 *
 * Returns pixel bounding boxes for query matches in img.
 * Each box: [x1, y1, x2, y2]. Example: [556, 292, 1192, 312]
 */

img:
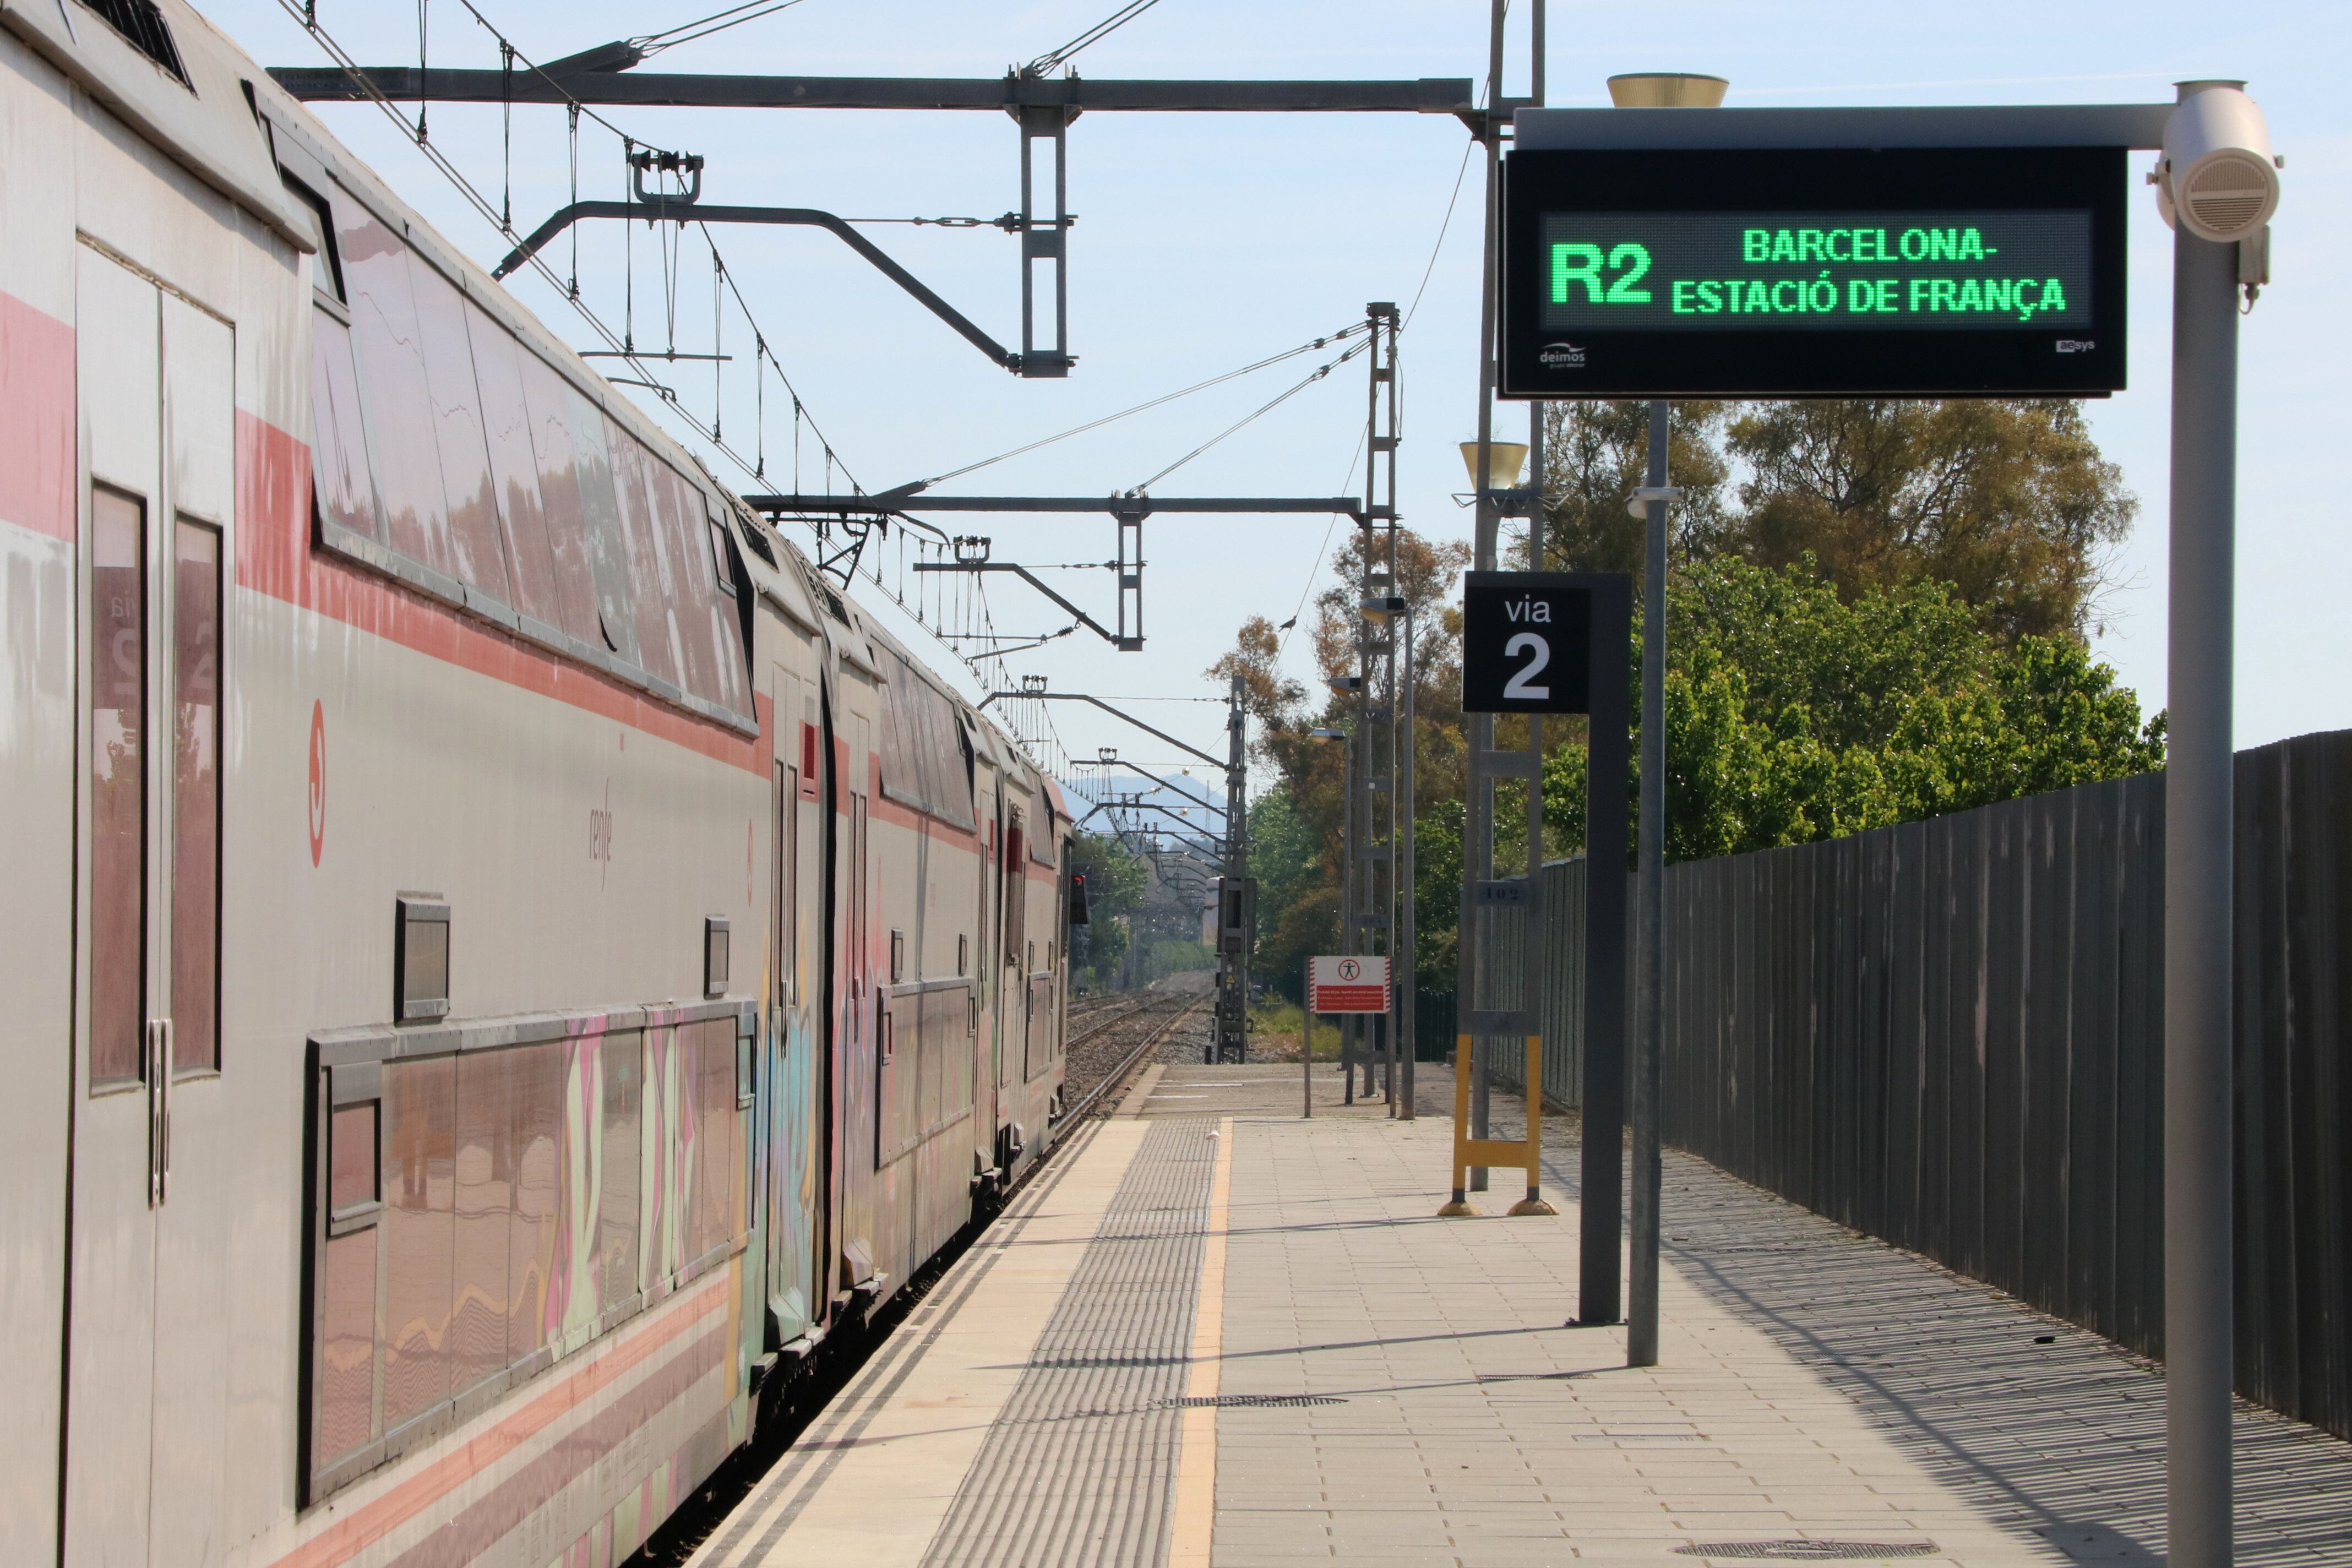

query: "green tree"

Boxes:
[1534, 399, 1735, 574]
[1066, 830, 1147, 989]
[1727, 399, 2135, 642]
[1540, 558, 2165, 862]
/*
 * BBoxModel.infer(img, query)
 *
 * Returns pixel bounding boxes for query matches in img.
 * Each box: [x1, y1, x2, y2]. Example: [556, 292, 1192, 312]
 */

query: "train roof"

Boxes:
[8, 0, 1054, 797]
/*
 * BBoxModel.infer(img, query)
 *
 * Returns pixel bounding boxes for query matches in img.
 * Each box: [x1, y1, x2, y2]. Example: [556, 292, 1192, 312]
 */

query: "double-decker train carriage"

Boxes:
[0, 1, 1073, 1561]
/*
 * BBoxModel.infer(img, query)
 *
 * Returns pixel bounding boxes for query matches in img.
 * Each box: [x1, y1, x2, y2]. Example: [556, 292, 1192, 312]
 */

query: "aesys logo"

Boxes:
[1539, 341, 1587, 369]
[2055, 339, 2097, 354]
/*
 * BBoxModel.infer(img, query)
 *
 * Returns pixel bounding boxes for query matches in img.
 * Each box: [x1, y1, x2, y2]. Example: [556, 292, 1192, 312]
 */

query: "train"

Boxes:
[0, 2, 1077, 1562]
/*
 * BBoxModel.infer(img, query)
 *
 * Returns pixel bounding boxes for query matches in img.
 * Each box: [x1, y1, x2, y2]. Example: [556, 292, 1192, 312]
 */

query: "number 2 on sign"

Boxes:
[1502, 632, 1550, 700]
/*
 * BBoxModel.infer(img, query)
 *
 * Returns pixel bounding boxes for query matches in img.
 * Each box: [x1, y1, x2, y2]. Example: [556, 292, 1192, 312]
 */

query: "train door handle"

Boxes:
[145, 1018, 173, 1206]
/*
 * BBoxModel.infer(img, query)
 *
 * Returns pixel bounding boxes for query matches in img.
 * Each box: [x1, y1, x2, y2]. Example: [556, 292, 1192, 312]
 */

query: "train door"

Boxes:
[971, 752, 1001, 1123]
[840, 709, 873, 1293]
[64, 249, 233, 1567]
[1003, 808, 1032, 1080]
[767, 665, 824, 1346]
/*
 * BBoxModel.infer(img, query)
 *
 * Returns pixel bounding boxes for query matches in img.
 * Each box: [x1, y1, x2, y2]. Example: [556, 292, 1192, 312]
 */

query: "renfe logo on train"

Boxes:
[1499, 144, 2129, 398]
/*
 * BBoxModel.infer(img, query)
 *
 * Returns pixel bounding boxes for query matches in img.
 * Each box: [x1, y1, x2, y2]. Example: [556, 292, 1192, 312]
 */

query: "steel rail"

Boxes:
[1052, 992, 1209, 1130]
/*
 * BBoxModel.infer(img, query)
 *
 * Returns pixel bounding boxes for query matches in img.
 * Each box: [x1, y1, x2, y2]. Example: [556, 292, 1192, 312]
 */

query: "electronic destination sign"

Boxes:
[1500, 145, 2127, 398]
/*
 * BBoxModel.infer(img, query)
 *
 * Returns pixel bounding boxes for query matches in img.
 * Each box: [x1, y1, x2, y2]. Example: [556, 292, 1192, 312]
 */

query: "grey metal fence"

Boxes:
[1465, 727, 2352, 1441]
[1474, 857, 1593, 1109]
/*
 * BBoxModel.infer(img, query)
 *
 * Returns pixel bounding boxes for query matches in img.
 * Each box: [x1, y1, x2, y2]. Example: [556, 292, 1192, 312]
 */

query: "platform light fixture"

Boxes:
[1457, 440, 1528, 491]
[1604, 72, 1729, 108]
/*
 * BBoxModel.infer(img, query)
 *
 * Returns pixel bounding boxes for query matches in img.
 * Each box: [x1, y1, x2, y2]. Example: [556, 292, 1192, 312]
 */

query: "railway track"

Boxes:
[1052, 991, 1211, 1128]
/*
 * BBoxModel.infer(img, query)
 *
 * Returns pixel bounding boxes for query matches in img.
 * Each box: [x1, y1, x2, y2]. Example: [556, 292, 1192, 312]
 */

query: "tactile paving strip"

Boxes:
[1675, 1542, 1943, 1560]
[920, 1118, 1216, 1568]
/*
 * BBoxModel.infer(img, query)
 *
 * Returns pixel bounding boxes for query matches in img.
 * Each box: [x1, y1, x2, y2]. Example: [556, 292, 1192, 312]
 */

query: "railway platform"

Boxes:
[685, 1065, 2352, 1567]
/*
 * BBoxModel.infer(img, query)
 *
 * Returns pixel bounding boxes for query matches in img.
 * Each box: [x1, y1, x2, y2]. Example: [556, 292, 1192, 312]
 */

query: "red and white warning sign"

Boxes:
[1309, 955, 1391, 1014]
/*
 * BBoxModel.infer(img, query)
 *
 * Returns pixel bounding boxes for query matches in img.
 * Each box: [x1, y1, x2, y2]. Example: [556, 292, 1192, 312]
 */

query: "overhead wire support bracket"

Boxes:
[265, 67, 1478, 116]
[270, 59, 1474, 386]
[748, 492, 1364, 651]
[914, 559, 1128, 650]
[978, 690, 1224, 771]
[492, 202, 1029, 372]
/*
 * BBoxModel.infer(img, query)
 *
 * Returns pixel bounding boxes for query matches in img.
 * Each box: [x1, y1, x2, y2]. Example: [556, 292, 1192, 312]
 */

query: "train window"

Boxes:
[302, 180, 759, 734]
[85, 0, 190, 86]
[657, 469, 731, 710]
[606, 431, 680, 689]
[876, 647, 977, 830]
[308, 1011, 743, 1496]
[328, 1102, 379, 1216]
[172, 518, 222, 1071]
[511, 349, 605, 646]
[705, 916, 730, 998]
[331, 194, 459, 579]
[597, 1032, 643, 1312]
[282, 176, 346, 303]
[380, 1053, 456, 1429]
[466, 312, 565, 631]
[89, 487, 146, 1087]
[308, 310, 382, 544]
[709, 520, 736, 595]
[395, 896, 450, 1022]
[408, 264, 511, 603]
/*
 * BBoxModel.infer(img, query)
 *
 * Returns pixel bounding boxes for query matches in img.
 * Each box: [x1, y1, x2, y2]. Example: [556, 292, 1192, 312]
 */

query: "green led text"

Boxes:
[1551, 242, 1653, 304]
[1660, 274, 2070, 322]
[1738, 226, 1998, 264]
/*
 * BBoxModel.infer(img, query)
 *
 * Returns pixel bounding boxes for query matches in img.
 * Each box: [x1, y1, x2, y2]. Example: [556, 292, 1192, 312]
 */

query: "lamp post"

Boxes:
[1309, 723, 1349, 1107]
[1453, 437, 1532, 1189]
[1604, 67, 1724, 1368]
[1364, 594, 1417, 1118]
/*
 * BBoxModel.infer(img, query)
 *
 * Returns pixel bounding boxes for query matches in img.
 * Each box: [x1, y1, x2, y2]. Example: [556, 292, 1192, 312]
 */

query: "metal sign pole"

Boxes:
[1303, 959, 1314, 1119]
[1516, 407, 1553, 1216]
[2165, 86, 2248, 1568]
[1399, 604, 1418, 1120]
[1458, 0, 1509, 1195]
[1629, 399, 1670, 1365]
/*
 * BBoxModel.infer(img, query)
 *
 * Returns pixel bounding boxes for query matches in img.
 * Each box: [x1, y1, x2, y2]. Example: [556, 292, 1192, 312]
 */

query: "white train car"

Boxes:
[0, 1, 1072, 1562]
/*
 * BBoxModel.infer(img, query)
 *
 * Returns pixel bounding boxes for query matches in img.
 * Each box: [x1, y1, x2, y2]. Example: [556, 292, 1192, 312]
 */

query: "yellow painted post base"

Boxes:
[1442, 1033, 1548, 1216]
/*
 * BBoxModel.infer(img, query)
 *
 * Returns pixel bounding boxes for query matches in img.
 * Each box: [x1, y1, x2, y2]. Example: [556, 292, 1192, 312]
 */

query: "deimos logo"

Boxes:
[1538, 341, 1587, 368]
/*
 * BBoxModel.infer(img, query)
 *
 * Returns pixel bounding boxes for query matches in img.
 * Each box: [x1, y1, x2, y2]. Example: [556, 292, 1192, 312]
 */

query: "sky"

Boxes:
[200, 0, 2351, 783]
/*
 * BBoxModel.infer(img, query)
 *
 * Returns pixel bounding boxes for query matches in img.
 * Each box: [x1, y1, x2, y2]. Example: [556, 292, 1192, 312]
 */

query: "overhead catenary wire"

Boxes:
[1133, 335, 1370, 493]
[1274, 74, 1481, 665]
[282, 2, 1271, 779]
[630, 0, 810, 57]
[368, 0, 872, 500]
[920, 321, 1369, 488]
[1023, 0, 1163, 77]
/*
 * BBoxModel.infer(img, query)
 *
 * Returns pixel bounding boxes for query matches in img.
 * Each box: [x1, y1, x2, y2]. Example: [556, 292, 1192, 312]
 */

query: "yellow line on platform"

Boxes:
[1169, 1117, 1234, 1568]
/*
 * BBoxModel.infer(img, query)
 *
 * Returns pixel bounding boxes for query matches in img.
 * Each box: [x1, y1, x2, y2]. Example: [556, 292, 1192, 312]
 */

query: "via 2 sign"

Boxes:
[1461, 573, 1603, 715]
